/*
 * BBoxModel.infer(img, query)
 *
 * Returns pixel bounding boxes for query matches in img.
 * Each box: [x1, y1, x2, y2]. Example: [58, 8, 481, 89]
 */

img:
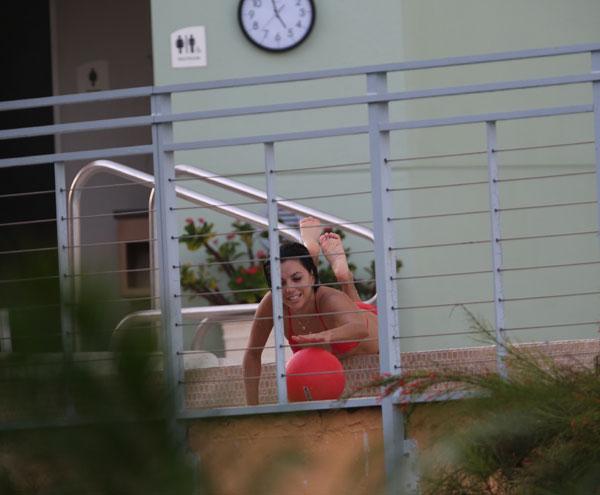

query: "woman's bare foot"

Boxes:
[299, 216, 322, 264]
[319, 232, 352, 283]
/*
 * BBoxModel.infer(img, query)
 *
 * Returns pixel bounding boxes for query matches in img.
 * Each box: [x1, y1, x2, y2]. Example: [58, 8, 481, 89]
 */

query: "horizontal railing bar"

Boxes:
[154, 42, 600, 94]
[178, 396, 381, 419]
[0, 115, 152, 141]
[160, 104, 594, 156]
[153, 73, 600, 124]
[0, 145, 153, 169]
[165, 125, 370, 151]
[0, 86, 153, 112]
[383, 104, 593, 131]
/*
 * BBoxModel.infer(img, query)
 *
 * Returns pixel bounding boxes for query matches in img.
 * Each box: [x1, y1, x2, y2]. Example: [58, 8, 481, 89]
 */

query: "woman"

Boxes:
[243, 225, 379, 405]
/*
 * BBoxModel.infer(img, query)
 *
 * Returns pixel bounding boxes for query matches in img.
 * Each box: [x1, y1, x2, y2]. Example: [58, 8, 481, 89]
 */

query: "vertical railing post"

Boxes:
[486, 121, 508, 378]
[367, 72, 409, 494]
[264, 142, 288, 404]
[0, 309, 11, 352]
[151, 94, 185, 437]
[591, 49, 600, 241]
[54, 161, 73, 357]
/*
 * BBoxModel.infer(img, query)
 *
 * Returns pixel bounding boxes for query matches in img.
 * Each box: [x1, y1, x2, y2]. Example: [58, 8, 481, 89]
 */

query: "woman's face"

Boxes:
[279, 259, 315, 311]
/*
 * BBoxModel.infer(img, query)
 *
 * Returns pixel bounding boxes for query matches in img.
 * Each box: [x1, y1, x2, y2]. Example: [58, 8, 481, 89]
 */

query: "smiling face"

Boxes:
[280, 259, 316, 311]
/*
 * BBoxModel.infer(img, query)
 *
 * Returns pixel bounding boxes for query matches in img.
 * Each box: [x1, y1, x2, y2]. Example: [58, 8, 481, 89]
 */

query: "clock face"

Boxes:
[238, 0, 315, 52]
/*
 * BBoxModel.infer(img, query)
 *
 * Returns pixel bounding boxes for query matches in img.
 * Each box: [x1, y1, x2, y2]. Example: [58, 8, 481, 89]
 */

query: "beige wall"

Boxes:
[50, 0, 155, 327]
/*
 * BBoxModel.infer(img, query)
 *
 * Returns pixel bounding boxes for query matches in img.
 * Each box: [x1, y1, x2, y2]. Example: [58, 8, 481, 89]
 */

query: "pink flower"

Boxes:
[235, 277, 243, 284]
[226, 233, 236, 240]
[246, 266, 259, 275]
[185, 218, 194, 225]
[257, 250, 267, 259]
[198, 217, 205, 224]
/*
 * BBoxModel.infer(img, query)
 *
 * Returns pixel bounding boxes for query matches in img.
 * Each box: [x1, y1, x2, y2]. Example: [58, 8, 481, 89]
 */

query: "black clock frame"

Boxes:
[237, 0, 316, 53]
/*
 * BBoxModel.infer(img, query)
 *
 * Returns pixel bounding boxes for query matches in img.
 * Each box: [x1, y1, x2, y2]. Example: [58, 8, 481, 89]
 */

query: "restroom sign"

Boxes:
[171, 26, 207, 68]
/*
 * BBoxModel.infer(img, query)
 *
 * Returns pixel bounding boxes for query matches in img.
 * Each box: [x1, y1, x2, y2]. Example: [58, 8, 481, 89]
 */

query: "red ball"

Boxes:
[285, 348, 346, 402]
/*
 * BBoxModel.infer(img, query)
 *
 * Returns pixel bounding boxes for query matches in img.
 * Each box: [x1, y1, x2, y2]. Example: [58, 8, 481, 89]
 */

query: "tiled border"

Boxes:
[184, 339, 600, 409]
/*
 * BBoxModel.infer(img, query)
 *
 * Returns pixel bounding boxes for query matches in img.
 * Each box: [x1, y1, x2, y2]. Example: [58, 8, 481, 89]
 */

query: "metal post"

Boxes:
[0, 309, 11, 352]
[367, 72, 409, 494]
[486, 121, 508, 378]
[54, 161, 73, 356]
[264, 142, 288, 403]
[151, 94, 185, 434]
[591, 50, 600, 241]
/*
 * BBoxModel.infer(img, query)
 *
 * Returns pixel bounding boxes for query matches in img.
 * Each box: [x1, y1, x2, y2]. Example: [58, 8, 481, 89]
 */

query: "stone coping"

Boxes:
[185, 338, 600, 410]
[1, 339, 597, 421]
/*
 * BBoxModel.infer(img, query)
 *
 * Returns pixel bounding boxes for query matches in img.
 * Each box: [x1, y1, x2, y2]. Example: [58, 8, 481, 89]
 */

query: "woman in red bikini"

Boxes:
[243, 218, 379, 405]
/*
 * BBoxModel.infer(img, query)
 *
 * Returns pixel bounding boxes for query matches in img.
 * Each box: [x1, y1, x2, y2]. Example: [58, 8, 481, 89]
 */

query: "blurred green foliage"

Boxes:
[373, 308, 600, 494]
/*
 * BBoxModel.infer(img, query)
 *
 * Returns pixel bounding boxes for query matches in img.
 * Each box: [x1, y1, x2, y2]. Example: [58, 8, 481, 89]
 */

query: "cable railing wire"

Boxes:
[389, 209, 489, 222]
[0, 246, 59, 256]
[494, 139, 594, 154]
[391, 238, 490, 251]
[0, 189, 56, 199]
[387, 179, 489, 193]
[0, 274, 60, 285]
[499, 230, 596, 242]
[497, 170, 596, 183]
[504, 320, 599, 331]
[69, 237, 156, 249]
[497, 200, 595, 213]
[500, 259, 600, 272]
[393, 298, 494, 311]
[501, 290, 600, 303]
[393, 268, 491, 281]
[386, 149, 487, 165]
[68, 266, 157, 278]
[68, 208, 154, 221]
[0, 218, 57, 228]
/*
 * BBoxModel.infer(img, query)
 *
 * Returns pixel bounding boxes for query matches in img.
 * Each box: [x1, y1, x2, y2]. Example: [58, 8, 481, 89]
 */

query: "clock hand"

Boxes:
[271, 0, 287, 28]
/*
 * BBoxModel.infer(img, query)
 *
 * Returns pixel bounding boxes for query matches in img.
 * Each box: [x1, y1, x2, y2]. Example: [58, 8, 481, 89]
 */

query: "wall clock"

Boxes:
[238, 0, 316, 52]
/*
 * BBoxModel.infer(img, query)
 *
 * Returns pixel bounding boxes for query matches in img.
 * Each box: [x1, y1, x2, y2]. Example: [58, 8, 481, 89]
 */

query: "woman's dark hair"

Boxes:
[263, 242, 320, 289]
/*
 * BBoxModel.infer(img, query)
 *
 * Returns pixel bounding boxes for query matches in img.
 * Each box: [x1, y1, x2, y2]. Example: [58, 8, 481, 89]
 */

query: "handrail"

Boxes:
[68, 160, 375, 347]
[174, 164, 375, 242]
[68, 159, 301, 308]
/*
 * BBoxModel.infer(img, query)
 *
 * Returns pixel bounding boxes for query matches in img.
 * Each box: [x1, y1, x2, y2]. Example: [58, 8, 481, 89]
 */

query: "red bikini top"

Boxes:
[285, 300, 377, 356]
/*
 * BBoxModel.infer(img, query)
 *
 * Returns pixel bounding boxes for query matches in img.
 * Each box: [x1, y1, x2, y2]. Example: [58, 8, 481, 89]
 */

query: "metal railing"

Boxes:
[1, 42, 600, 493]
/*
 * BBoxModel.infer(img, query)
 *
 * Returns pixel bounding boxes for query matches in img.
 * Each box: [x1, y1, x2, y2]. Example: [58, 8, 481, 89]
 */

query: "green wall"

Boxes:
[149, 0, 599, 351]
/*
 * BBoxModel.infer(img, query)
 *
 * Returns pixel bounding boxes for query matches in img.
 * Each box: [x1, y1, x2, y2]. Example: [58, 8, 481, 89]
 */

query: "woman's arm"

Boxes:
[242, 293, 274, 405]
[291, 287, 369, 345]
